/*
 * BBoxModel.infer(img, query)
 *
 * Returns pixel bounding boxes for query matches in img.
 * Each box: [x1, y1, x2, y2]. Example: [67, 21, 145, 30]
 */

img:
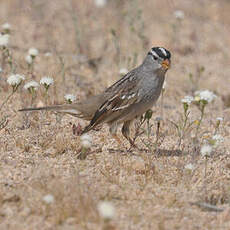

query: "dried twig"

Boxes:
[190, 202, 224, 212]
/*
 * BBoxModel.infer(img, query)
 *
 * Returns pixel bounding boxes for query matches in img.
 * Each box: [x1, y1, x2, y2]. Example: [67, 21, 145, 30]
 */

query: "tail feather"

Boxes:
[19, 104, 87, 119]
[19, 94, 106, 122]
[82, 123, 94, 134]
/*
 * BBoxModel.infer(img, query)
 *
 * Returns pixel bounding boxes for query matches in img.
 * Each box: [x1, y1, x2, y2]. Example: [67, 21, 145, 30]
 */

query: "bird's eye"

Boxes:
[153, 55, 158, 60]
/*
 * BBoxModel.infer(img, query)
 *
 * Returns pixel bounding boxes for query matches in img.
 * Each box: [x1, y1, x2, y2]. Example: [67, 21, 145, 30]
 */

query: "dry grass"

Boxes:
[0, 0, 230, 229]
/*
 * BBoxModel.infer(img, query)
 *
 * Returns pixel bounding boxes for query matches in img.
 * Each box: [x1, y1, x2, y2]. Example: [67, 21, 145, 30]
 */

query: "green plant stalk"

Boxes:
[78, 147, 88, 160]
[28, 61, 34, 75]
[0, 83, 21, 111]
[144, 110, 153, 140]
[7, 50, 13, 72]
[43, 84, 51, 105]
[69, 4, 82, 52]
[4, 47, 14, 72]
[45, 89, 49, 105]
[204, 156, 208, 200]
[155, 120, 160, 146]
[214, 120, 220, 135]
[195, 102, 206, 137]
[147, 119, 150, 139]
[29, 88, 37, 106]
[59, 56, 66, 88]
[160, 89, 164, 120]
[1, 47, 8, 69]
[0, 90, 15, 111]
[180, 104, 189, 143]
[111, 29, 120, 65]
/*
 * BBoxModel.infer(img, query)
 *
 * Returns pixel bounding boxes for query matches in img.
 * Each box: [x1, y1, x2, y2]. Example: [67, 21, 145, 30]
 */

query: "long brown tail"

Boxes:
[19, 94, 106, 122]
[19, 104, 87, 119]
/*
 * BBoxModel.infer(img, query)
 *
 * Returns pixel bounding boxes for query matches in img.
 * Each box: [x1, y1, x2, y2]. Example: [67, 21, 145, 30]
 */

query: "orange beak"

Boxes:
[161, 59, 170, 69]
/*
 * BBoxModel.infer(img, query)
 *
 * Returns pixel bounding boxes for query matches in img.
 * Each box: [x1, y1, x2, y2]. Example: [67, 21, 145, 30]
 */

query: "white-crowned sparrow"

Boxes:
[19, 47, 171, 146]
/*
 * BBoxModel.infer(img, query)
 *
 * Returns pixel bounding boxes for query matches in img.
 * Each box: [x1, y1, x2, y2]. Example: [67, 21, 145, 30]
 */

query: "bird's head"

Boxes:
[146, 47, 171, 73]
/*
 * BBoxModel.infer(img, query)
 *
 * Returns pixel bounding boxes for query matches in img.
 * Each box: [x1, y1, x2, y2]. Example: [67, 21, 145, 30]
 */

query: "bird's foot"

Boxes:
[128, 138, 139, 151]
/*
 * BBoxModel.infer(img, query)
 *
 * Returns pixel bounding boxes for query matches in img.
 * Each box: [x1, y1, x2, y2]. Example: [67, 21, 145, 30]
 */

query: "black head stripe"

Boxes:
[148, 49, 159, 58]
[151, 47, 171, 59]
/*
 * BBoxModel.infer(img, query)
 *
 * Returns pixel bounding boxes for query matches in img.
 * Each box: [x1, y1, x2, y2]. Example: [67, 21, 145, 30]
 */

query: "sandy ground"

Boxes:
[0, 0, 230, 229]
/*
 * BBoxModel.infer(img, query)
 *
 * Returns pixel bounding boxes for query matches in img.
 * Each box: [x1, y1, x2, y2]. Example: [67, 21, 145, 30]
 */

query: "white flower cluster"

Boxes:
[174, 10, 185, 20]
[212, 134, 224, 146]
[0, 33, 10, 47]
[119, 68, 128, 75]
[94, 0, 107, 8]
[7, 74, 25, 86]
[184, 163, 195, 171]
[80, 134, 92, 149]
[216, 117, 223, 122]
[2, 23, 11, 32]
[64, 94, 76, 103]
[181, 95, 194, 105]
[25, 55, 33, 64]
[195, 90, 216, 103]
[24, 80, 39, 91]
[200, 134, 224, 157]
[97, 201, 115, 220]
[201, 144, 212, 157]
[40, 76, 54, 86]
[28, 48, 39, 57]
[43, 194, 55, 204]
[25, 48, 39, 64]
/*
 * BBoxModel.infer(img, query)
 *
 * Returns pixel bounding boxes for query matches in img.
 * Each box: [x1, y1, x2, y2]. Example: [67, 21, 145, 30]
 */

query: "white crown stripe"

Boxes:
[150, 50, 159, 57]
[159, 47, 167, 56]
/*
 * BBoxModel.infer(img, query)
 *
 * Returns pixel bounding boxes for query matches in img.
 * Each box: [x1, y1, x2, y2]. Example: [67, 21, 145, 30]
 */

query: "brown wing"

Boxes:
[82, 75, 140, 133]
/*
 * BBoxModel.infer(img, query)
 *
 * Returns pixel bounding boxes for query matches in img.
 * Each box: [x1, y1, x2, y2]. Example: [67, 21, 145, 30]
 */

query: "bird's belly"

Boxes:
[116, 99, 156, 124]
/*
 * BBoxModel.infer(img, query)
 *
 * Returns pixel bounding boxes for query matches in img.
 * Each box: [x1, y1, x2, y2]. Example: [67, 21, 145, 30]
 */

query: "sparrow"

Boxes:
[19, 47, 171, 146]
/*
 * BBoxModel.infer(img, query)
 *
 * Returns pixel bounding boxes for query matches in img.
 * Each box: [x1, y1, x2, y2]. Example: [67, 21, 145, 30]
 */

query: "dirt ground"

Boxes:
[0, 0, 230, 229]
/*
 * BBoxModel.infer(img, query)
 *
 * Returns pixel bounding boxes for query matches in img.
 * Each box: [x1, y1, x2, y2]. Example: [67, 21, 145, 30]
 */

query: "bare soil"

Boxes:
[0, 0, 230, 229]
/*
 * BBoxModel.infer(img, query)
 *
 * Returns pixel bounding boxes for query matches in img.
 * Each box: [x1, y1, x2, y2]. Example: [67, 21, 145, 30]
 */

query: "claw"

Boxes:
[128, 138, 136, 148]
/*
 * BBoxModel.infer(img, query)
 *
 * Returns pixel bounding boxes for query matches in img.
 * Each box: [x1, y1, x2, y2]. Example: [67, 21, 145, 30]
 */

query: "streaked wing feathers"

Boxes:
[83, 75, 140, 133]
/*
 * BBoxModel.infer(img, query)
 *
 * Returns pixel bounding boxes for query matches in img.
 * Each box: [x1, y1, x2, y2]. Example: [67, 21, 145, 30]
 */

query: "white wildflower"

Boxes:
[119, 68, 128, 75]
[212, 134, 224, 145]
[80, 134, 92, 149]
[201, 144, 212, 157]
[64, 94, 76, 103]
[184, 163, 195, 171]
[0, 34, 10, 47]
[2, 23, 11, 33]
[40, 76, 54, 86]
[7, 74, 25, 86]
[80, 133, 92, 142]
[97, 201, 115, 220]
[181, 95, 194, 105]
[174, 10, 185, 20]
[94, 0, 107, 8]
[25, 55, 33, 64]
[24, 81, 39, 91]
[194, 90, 216, 103]
[44, 52, 52, 57]
[216, 117, 223, 122]
[28, 48, 39, 57]
[43, 194, 54, 204]
[194, 95, 201, 102]
[81, 140, 92, 149]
